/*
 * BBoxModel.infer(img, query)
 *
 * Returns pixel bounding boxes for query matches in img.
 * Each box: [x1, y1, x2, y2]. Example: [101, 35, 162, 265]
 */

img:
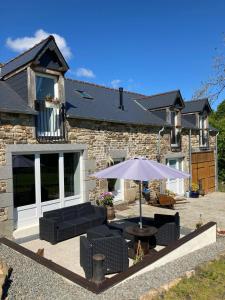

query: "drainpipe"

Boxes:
[215, 132, 219, 191]
[157, 127, 165, 162]
[189, 129, 192, 191]
[157, 126, 165, 194]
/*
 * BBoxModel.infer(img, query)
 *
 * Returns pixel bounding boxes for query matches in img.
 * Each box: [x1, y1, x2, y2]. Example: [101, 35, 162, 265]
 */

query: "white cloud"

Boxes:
[75, 67, 95, 78]
[6, 29, 72, 59]
[111, 79, 122, 88]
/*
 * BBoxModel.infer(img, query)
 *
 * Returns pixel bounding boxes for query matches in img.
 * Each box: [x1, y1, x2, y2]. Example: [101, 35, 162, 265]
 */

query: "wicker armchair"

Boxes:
[154, 213, 180, 246]
[80, 235, 129, 279]
[122, 213, 180, 246]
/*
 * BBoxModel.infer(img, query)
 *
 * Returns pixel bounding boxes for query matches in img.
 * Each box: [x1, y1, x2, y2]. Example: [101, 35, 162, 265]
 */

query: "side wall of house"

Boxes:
[0, 114, 217, 237]
[67, 119, 172, 200]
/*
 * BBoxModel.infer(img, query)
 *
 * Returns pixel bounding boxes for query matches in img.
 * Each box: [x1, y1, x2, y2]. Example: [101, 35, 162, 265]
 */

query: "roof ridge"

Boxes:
[185, 98, 208, 103]
[2, 35, 54, 67]
[137, 89, 180, 100]
[65, 77, 147, 97]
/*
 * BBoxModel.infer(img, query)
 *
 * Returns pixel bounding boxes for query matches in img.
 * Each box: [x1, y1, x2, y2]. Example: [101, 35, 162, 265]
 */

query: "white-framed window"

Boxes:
[171, 110, 181, 146]
[35, 73, 60, 137]
[13, 152, 81, 208]
[166, 109, 172, 124]
[35, 73, 58, 100]
[199, 114, 208, 147]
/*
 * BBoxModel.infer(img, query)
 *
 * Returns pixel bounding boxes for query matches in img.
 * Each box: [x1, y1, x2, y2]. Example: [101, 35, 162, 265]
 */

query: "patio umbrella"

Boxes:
[91, 157, 190, 228]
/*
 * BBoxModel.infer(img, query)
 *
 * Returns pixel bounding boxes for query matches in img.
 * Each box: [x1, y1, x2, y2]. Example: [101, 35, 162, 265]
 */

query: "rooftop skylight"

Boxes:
[75, 89, 93, 99]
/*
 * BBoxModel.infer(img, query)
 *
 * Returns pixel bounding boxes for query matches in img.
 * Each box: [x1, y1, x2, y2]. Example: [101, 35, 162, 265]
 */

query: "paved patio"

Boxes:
[19, 191, 224, 279]
[116, 191, 225, 230]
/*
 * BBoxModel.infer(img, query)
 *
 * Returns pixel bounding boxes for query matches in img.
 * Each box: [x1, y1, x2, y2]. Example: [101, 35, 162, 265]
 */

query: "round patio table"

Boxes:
[125, 225, 157, 255]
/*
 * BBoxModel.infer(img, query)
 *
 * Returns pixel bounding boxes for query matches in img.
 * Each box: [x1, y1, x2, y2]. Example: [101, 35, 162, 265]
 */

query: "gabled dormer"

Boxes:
[1, 35, 69, 142]
[182, 98, 212, 148]
[136, 90, 184, 150]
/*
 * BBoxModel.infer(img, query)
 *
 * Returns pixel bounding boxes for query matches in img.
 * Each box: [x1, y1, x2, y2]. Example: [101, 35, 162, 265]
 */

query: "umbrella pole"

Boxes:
[139, 181, 142, 229]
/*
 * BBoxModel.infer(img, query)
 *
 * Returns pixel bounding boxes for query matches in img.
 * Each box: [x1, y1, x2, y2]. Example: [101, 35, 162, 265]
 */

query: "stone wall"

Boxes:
[0, 112, 36, 166]
[0, 112, 217, 237]
[0, 112, 35, 237]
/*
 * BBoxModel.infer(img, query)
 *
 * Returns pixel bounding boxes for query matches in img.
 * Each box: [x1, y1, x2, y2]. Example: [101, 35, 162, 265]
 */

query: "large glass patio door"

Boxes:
[13, 152, 81, 228]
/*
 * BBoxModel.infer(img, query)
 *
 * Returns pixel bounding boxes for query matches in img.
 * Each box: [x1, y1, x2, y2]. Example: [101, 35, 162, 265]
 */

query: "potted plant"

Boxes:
[45, 95, 61, 109]
[97, 192, 115, 220]
[190, 183, 199, 198]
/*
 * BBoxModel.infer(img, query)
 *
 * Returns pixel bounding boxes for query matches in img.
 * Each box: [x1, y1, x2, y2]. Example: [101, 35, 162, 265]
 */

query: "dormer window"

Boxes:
[36, 73, 58, 100]
[35, 73, 64, 141]
[171, 109, 181, 148]
[199, 113, 209, 148]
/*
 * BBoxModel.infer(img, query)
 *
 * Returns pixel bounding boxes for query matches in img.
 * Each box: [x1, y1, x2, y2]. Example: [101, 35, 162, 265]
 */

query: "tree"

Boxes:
[193, 36, 225, 104]
[209, 100, 225, 182]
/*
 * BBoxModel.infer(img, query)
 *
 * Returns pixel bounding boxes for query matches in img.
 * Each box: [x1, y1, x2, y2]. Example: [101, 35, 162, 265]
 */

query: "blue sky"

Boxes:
[0, 0, 225, 109]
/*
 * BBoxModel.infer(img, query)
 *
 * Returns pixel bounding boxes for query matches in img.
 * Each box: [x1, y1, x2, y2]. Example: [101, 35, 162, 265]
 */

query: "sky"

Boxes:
[0, 0, 225, 109]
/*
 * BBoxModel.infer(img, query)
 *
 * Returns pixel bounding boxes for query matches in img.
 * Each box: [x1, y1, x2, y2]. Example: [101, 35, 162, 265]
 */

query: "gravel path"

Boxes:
[1, 237, 225, 300]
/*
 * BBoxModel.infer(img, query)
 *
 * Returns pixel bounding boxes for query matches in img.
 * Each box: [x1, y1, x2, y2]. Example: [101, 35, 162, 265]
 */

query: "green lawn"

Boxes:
[156, 257, 225, 300]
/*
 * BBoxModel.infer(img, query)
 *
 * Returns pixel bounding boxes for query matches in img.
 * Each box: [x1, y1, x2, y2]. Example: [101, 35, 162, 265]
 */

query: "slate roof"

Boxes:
[0, 81, 36, 115]
[0, 34, 213, 129]
[65, 79, 171, 127]
[182, 98, 212, 114]
[0, 36, 63, 78]
[181, 114, 198, 129]
[135, 90, 183, 110]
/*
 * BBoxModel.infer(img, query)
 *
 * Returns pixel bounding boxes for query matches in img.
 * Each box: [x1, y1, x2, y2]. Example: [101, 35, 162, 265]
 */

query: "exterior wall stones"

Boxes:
[0, 113, 35, 237]
[67, 119, 171, 200]
[0, 113, 217, 237]
[0, 112, 36, 166]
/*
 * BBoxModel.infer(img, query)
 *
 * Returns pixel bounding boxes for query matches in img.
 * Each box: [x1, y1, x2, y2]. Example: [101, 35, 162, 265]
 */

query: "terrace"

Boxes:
[3, 192, 222, 297]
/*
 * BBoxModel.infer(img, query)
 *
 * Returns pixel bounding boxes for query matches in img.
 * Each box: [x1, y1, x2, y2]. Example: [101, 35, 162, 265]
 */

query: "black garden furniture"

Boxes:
[128, 212, 180, 246]
[80, 234, 129, 280]
[39, 202, 106, 244]
[86, 224, 121, 239]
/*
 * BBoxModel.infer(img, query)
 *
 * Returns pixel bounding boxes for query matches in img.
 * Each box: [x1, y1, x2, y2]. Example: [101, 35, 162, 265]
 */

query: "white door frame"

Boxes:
[166, 158, 184, 195]
[14, 151, 82, 228]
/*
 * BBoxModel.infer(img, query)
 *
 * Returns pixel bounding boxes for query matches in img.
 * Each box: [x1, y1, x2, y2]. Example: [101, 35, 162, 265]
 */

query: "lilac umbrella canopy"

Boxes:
[91, 157, 190, 228]
[91, 157, 190, 181]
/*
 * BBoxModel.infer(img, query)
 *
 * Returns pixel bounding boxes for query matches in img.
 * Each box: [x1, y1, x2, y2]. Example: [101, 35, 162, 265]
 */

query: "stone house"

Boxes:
[0, 35, 217, 238]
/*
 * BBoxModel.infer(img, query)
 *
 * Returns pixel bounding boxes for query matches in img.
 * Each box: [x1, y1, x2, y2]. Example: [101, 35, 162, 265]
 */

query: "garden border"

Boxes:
[0, 221, 216, 294]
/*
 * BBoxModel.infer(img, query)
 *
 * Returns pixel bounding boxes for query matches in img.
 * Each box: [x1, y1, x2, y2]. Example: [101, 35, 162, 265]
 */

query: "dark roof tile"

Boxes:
[1, 36, 53, 77]
[65, 79, 169, 127]
[182, 98, 212, 114]
[0, 81, 36, 115]
[135, 90, 183, 110]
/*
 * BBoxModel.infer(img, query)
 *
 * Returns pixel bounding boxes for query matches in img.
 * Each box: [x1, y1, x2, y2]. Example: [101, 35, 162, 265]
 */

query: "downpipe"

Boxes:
[189, 129, 192, 191]
[215, 132, 219, 191]
[157, 127, 165, 194]
[157, 127, 165, 162]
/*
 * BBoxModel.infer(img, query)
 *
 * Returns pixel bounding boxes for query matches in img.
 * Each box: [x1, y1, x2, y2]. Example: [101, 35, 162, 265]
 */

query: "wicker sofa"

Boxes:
[80, 233, 129, 279]
[39, 202, 106, 244]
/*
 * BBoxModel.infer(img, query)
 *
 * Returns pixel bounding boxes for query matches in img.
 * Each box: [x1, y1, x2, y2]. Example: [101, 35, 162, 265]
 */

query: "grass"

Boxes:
[155, 257, 225, 300]
[218, 181, 225, 193]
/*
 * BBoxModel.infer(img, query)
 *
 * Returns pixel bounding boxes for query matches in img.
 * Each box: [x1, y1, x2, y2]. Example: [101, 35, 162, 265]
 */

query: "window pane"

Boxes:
[40, 154, 59, 202]
[64, 153, 80, 197]
[13, 155, 35, 208]
[171, 111, 176, 125]
[36, 75, 55, 100]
